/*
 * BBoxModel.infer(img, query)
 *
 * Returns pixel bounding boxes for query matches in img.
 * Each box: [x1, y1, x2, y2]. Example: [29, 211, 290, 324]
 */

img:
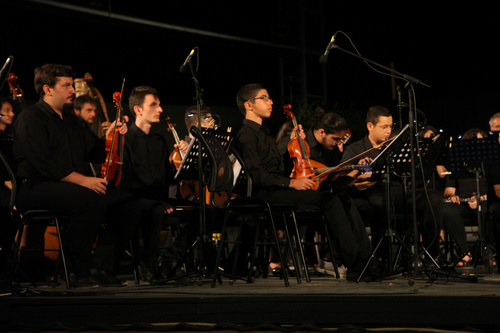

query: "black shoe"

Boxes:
[91, 269, 125, 287]
[66, 273, 100, 288]
[142, 260, 164, 285]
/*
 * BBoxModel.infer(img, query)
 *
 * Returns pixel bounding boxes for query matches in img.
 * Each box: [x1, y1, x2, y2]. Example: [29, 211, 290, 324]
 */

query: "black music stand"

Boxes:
[165, 126, 233, 283]
[383, 132, 478, 283]
[447, 135, 500, 269]
[356, 125, 414, 282]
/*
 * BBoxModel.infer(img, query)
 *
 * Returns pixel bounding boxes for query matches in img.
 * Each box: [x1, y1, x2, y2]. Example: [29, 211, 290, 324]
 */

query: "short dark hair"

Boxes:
[236, 83, 265, 115]
[73, 95, 97, 111]
[366, 105, 391, 125]
[34, 64, 75, 97]
[314, 112, 348, 134]
[184, 105, 212, 130]
[128, 86, 159, 113]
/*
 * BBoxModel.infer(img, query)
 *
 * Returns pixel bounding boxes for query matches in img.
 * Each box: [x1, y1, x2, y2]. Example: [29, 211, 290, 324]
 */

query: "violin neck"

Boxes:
[292, 118, 309, 159]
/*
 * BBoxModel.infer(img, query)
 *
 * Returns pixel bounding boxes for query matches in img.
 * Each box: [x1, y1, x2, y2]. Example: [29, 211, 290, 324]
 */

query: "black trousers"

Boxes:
[257, 188, 372, 269]
[17, 180, 140, 277]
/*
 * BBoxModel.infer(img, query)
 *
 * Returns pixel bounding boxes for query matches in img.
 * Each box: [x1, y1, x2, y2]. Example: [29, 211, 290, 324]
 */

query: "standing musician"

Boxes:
[13, 64, 141, 287]
[341, 105, 443, 261]
[235, 83, 373, 281]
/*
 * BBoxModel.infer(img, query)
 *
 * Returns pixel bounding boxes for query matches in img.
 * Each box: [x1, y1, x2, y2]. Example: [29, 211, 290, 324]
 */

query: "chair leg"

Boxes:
[129, 240, 140, 285]
[288, 210, 310, 283]
[211, 208, 231, 288]
[321, 216, 340, 279]
[266, 203, 289, 287]
[9, 223, 25, 288]
[53, 218, 71, 289]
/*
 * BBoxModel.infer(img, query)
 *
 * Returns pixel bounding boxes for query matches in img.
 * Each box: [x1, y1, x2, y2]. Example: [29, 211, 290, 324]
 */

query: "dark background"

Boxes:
[2, 1, 499, 141]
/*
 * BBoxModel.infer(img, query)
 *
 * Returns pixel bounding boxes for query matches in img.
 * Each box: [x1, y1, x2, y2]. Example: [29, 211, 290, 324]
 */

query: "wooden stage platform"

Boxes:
[1, 264, 500, 333]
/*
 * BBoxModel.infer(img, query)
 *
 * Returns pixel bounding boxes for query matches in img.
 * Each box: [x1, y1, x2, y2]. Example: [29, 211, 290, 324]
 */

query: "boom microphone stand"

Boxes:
[323, 35, 436, 284]
[178, 47, 209, 282]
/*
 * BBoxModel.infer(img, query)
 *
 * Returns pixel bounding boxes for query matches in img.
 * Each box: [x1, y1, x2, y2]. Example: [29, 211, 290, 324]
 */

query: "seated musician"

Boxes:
[13, 64, 141, 287]
[235, 83, 373, 281]
[276, 111, 352, 275]
[442, 128, 488, 266]
[121, 86, 204, 283]
[341, 106, 443, 262]
[175, 105, 215, 156]
[0, 97, 16, 261]
[119, 86, 174, 284]
[484, 114, 500, 271]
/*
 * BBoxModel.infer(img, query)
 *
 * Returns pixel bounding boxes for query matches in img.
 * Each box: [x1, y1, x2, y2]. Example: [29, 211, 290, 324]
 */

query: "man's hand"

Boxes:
[62, 172, 108, 195]
[175, 140, 190, 155]
[289, 174, 315, 190]
[106, 115, 129, 137]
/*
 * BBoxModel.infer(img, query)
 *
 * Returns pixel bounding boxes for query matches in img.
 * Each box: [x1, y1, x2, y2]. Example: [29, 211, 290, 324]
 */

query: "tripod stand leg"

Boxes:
[356, 235, 384, 283]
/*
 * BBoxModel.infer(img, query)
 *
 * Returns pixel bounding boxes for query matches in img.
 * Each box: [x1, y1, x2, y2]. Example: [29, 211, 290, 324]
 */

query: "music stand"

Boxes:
[356, 125, 414, 282]
[166, 126, 233, 282]
[447, 135, 500, 268]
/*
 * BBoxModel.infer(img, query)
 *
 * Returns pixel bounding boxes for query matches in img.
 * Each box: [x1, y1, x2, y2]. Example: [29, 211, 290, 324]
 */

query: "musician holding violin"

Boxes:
[13, 64, 141, 287]
[121, 86, 194, 283]
[236, 83, 373, 281]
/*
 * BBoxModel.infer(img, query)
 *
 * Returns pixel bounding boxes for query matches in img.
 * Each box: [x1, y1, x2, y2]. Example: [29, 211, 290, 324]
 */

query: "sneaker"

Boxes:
[315, 259, 346, 278]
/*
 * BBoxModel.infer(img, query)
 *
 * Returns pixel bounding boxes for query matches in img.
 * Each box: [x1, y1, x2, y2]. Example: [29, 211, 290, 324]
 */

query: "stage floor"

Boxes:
[1, 264, 500, 333]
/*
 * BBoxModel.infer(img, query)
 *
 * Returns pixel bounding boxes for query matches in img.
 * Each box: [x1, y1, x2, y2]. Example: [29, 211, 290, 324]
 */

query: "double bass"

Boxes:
[101, 79, 126, 186]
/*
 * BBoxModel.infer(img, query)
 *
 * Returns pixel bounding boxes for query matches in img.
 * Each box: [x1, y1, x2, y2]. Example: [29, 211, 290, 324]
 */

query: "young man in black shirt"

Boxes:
[341, 106, 443, 262]
[13, 64, 140, 287]
[235, 83, 373, 280]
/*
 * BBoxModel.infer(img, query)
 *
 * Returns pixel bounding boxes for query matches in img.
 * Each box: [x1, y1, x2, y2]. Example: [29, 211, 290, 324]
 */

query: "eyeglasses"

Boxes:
[188, 113, 213, 120]
[247, 95, 272, 103]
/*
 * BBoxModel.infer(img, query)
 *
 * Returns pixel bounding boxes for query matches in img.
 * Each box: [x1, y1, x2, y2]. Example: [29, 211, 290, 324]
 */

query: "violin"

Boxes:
[283, 104, 325, 190]
[101, 79, 126, 186]
[165, 117, 185, 170]
[7, 73, 27, 110]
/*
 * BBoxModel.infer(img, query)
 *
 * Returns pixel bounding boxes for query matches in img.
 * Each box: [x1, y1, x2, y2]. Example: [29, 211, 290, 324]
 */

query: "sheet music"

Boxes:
[370, 124, 410, 168]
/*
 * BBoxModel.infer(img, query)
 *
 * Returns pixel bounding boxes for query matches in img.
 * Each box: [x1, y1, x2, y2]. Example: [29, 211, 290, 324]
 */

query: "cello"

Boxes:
[101, 79, 126, 186]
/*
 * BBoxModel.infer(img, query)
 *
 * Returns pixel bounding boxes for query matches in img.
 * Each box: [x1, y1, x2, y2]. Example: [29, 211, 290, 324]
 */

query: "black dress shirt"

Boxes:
[237, 119, 290, 190]
[121, 122, 173, 201]
[13, 99, 104, 182]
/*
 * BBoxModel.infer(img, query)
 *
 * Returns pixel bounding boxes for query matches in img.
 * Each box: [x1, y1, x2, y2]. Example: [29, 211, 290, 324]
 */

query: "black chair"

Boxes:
[211, 148, 304, 288]
[0, 151, 71, 289]
[289, 206, 340, 280]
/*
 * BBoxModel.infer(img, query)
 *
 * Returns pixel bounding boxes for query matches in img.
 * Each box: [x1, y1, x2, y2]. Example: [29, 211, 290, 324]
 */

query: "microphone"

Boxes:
[179, 48, 195, 73]
[0, 55, 13, 79]
[319, 35, 336, 64]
